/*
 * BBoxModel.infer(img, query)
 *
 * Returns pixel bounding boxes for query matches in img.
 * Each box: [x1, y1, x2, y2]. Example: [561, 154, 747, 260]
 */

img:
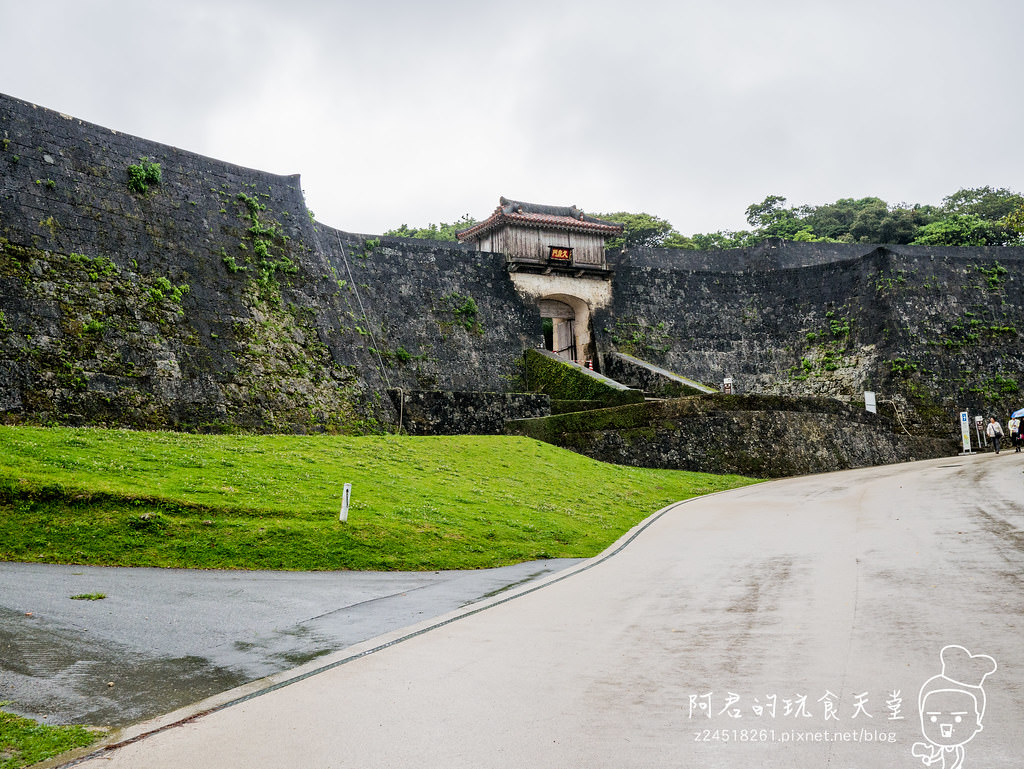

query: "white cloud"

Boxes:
[1, 0, 1022, 236]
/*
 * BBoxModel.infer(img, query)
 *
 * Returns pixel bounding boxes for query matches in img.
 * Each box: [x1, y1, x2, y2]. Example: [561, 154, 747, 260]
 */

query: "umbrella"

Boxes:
[1012, 408, 1024, 419]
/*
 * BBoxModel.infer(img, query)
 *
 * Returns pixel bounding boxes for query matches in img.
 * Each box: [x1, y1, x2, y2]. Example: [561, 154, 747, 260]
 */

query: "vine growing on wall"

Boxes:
[229, 191, 298, 297]
[606, 317, 671, 357]
[438, 292, 483, 335]
[789, 308, 857, 381]
[975, 261, 1008, 292]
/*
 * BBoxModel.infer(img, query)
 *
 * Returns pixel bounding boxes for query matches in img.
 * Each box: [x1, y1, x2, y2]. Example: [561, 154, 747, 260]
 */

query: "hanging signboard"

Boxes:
[549, 246, 572, 263]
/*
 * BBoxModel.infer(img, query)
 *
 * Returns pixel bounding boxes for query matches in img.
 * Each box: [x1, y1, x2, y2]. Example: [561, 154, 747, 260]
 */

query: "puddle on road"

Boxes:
[1, 560, 585, 728]
[475, 567, 567, 603]
[273, 647, 335, 668]
[0, 608, 249, 726]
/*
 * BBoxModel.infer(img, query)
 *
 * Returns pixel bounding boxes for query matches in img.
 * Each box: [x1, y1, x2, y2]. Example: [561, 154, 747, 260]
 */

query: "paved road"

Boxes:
[59, 453, 1024, 767]
[0, 559, 582, 726]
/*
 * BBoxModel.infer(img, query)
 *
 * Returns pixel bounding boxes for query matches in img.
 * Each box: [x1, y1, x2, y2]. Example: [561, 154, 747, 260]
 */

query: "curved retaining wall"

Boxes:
[507, 394, 951, 477]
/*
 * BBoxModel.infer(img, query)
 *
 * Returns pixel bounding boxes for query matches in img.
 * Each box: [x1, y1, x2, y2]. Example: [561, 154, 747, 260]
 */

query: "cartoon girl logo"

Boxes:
[911, 645, 997, 769]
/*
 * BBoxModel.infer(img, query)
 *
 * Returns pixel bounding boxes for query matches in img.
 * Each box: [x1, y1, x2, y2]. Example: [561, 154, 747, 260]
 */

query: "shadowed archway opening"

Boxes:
[539, 297, 588, 364]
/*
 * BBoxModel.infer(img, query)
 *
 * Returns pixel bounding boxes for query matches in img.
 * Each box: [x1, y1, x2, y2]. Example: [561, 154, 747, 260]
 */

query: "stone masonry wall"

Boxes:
[507, 394, 950, 477]
[4, 90, 1024, 443]
[318, 228, 541, 395]
[600, 243, 1024, 435]
[603, 351, 713, 397]
[387, 389, 550, 435]
[0, 92, 541, 432]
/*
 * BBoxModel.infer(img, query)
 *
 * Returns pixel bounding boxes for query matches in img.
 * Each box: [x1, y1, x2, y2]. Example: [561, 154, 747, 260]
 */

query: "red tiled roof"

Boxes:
[457, 197, 624, 242]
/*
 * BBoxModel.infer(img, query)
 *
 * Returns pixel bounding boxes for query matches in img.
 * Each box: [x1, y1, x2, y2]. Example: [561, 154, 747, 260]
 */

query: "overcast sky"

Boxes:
[2, 0, 1022, 236]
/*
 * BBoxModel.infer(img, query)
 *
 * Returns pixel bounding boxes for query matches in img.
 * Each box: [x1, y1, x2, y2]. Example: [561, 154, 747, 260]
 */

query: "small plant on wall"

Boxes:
[126, 158, 161, 195]
[441, 292, 483, 334]
[606, 317, 671, 357]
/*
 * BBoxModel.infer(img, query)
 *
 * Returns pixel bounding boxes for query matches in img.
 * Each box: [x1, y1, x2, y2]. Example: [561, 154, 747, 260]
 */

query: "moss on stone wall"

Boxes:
[524, 349, 644, 406]
[507, 393, 950, 477]
[0, 237, 377, 433]
[604, 246, 1024, 438]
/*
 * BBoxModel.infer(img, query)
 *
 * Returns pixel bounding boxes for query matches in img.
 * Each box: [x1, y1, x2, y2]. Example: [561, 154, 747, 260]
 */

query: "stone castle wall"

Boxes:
[600, 243, 1024, 432]
[507, 394, 950, 478]
[0, 93, 539, 431]
[3, 90, 1024, 438]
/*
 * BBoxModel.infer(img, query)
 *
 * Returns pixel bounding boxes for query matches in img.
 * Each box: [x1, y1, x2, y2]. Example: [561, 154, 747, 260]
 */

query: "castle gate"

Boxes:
[457, 198, 622, 367]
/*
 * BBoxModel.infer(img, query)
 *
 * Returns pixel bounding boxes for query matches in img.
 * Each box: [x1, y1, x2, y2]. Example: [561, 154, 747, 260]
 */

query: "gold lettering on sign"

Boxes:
[549, 246, 572, 262]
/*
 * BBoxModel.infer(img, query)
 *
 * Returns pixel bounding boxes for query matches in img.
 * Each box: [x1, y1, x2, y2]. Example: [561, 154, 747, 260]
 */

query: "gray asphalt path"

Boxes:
[59, 454, 1024, 767]
[0, 559, 581, 726]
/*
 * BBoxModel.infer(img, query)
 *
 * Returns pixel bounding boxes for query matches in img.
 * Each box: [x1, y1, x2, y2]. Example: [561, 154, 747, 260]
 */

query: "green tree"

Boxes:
[791, 227, 832, 242]
[875, 205, 940, 244]
[942, 186, 1024, 221]
[1001, 202, 1024, 243]
[935, 187, 1024, 245]
[744, 195, 807, 239]
[745, 194, 789, 230]
[387, 187, 1024, 252]
[796, 199, 859, 241]
[848, 198, 891, 242]
[911, 214, 997, 246]
[597, 212, 689, 249]
[797, 197, 888, 242]
[688, 230, 757, 250]
[769, 197, 939, 244]
[662, 230, 696, 249]
[384, 214, 477, 241]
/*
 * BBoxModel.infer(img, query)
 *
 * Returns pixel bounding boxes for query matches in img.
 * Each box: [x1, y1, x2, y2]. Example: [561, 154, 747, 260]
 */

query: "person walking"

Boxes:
[986, 417, 1004, 454]
[1011, 417, 1022, 453]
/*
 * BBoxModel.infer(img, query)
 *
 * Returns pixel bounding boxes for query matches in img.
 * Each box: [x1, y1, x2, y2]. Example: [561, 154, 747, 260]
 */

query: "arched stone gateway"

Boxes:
[457, 198, 621, 366]
[538, 295, 597, 363]
[538, 297, 577, 360]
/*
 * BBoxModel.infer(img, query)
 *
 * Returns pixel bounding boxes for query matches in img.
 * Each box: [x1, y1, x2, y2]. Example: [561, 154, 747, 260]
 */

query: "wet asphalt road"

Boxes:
[68, 452, 1024, 769]
[0, 559, 581, 726]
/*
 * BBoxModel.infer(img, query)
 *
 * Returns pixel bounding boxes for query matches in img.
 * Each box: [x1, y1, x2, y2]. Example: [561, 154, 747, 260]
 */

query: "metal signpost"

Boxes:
[960, 411, 973, 454]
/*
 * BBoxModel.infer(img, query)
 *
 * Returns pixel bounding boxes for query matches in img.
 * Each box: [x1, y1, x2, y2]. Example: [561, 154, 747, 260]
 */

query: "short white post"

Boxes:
[340, 483, 352, 523]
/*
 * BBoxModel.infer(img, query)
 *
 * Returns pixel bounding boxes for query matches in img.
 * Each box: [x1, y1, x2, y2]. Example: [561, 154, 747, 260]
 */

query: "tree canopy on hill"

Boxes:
[590, 212, 693, 250]
[383, 214, 477, 242]
[735, 187, 1023, 247]
[385, 187, 1024, 250]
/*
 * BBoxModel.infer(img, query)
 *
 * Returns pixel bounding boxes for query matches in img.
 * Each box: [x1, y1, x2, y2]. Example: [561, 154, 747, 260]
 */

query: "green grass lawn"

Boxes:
[0, 425, 757, 571]
[0, 707, 101, 769]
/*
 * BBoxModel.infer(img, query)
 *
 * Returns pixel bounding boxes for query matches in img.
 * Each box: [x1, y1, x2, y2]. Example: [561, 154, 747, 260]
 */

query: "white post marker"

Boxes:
[864, 391, 877, 414]
[960, 411, 973, 454]
[340, 483, 352, 523]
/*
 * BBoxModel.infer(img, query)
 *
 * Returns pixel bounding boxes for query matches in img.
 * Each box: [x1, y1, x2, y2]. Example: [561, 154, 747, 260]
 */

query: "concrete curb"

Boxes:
[50, 485, 750, 768]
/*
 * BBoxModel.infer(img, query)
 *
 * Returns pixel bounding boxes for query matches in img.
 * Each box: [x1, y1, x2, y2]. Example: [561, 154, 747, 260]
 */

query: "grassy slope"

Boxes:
[0, 426, 757, 570]
[0, 708, 100, 769]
